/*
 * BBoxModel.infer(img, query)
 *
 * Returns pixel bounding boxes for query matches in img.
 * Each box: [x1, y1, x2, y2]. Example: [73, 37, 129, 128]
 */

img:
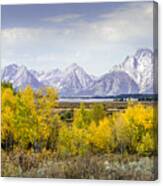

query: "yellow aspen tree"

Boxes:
[1, 87, 16, 150]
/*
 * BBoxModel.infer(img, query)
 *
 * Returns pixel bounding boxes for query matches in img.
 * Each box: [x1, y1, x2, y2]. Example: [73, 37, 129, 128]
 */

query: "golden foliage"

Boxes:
[88, 118, 113, 152]
[1, 86, 59, 150]
[114, 103, 157, 154]
[1, 85, 157, 156]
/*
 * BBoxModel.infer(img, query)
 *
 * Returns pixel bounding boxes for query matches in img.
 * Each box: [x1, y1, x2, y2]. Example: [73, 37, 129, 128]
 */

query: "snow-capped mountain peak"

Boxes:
[65, 63, 79, 72]
[1, 48, 155, 96]
[58, 63, 94, 96]
[1, 64, 42, 90]
[1, 64, 18, 83]
[135, 48, 153, 60]
[113, 48, 154, 93]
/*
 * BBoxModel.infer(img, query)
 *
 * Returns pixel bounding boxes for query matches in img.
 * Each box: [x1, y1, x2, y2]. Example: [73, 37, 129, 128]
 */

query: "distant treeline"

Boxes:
[61, 94, 158, 101]
[2, 81, 158, 102]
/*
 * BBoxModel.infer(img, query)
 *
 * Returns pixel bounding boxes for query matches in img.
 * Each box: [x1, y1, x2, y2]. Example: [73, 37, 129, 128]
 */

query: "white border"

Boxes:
[0, 0, 162, 186]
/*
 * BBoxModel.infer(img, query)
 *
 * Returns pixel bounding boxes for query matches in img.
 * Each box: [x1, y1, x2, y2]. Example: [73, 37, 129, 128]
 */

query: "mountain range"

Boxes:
[1, 48, 157, 96]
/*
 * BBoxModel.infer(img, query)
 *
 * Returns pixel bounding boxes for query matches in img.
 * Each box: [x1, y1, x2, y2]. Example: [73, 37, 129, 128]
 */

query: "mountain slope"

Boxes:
[1, 64, 42, 90]
[59, 63, 94, 96]
[38, 69, 62, 88]
[113, 49, 154, 93]
[79, 71, 139, 96]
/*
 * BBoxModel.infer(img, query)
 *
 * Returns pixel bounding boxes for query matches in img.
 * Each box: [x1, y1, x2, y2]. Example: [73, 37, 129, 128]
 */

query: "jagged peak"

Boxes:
[135, 48, 153, 59]
[65, 63, 82, 72]
[5, 63, 18, 69]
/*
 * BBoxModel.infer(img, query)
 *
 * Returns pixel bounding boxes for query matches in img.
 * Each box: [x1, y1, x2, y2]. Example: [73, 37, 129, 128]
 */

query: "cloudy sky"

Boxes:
[1, 2, 154, 75]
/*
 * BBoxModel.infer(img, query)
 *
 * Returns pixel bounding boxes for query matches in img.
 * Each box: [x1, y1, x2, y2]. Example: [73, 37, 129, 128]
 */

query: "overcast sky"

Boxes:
[1, 2, 154, 75]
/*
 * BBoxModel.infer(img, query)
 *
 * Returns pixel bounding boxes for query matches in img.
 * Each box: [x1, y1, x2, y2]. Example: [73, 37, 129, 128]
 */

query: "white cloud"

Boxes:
[1, 2, 154, 75]
[90, 3, 153, 42]
[2, 3, 153, 44]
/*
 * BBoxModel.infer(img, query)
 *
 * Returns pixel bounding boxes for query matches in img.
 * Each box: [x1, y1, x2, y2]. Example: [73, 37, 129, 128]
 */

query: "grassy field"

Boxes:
[57, 101, 156, 122]
[58, 100, 155, 110]
[1, 150, 157, 180]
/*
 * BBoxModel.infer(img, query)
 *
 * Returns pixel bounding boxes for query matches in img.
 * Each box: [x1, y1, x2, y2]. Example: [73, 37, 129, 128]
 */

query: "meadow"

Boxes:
[1, 83, 158, 180]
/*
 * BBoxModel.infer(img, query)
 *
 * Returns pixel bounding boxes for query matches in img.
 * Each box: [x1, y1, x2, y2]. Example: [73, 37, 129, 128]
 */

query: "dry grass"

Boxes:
[1, 150, 157, 180]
